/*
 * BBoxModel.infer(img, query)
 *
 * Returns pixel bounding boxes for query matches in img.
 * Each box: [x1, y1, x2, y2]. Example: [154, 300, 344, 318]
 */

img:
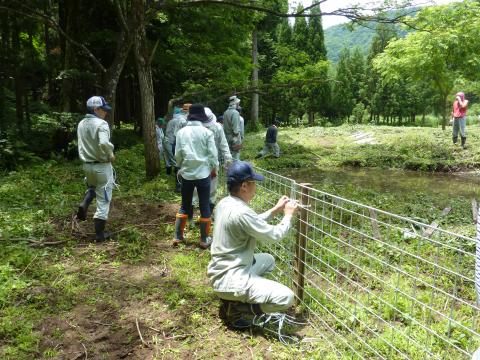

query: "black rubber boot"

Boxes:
[461, 136, 467, 149]
[452, 136, 458, 145]
[94, 218, 112, 242]
[77, 187, 96, 221]
[166, 166, 172, 175]
[219, 300, 263, 330]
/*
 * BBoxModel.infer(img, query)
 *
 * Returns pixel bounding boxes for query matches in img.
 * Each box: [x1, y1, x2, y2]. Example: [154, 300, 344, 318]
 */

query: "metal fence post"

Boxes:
[294, 183, 311, 306]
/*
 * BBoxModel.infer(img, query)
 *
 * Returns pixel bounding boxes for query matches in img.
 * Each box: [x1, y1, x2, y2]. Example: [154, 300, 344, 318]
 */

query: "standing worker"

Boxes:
[223, 96, 242, 161]
[76, 96, 116, 241]
[166, 104, 190, 191]
[256, 121, 280, 159]
[452, 92, 469, 149]
[192, 107, 232, 216]
[173, 104, 218, 249]
[155, 117, 167, 168]
[164, 109, 180, 175]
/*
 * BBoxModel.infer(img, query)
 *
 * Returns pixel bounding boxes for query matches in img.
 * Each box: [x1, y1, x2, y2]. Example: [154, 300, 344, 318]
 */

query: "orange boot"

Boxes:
[199, 217, 212, 249]
[173, 213, 188, 246]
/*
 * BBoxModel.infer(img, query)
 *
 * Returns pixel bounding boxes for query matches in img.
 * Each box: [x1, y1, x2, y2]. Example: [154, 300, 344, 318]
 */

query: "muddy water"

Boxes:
[281, 167, 480, 202]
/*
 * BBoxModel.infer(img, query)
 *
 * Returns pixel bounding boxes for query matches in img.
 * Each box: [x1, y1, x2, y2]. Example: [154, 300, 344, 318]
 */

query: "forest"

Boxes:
[1, 0, 480, 358]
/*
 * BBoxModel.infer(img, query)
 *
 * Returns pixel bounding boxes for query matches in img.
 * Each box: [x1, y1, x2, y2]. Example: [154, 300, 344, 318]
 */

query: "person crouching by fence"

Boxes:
[207, 161, 299, 331]
[173, 104, 218, 249]
[256, 121, 280, 159]
[76, 96, 116, 242]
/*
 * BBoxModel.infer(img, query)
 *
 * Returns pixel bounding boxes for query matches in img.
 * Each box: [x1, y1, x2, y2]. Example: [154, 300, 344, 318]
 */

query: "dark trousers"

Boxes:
[179, 176, 211, 218]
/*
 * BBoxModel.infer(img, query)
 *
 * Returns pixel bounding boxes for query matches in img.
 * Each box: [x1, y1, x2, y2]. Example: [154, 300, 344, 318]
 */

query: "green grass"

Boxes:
[243, 124, 480, 172]
[1, 124, 479, 358]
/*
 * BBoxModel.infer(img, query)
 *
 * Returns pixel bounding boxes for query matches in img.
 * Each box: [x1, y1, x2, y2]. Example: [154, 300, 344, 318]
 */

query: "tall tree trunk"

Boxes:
[308, 111, 314, 126]
[132, 0, 160, 179]
[250, 28, 259, 129]
[60, 0, 79, 112]
[44, 3, 53, 103]
[103, 29, 132, 128]
[12, 19, 23, 136]
[441, 93, 448, 130]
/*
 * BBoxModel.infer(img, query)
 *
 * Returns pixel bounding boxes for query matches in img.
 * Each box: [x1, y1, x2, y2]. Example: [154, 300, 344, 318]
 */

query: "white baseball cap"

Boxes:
[86, 96, 112, 111]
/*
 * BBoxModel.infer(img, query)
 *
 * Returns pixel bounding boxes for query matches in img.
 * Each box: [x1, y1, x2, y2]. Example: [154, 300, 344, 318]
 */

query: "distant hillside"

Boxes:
[324, 9, 417, 63]
[324, 24, 376, 63]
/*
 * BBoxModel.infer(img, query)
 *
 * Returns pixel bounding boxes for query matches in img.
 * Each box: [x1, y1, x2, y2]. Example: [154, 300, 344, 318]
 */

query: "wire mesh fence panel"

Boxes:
[217, 166, 480, 358]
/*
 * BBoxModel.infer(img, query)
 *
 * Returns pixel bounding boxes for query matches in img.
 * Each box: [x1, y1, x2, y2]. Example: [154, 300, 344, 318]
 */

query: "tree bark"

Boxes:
[12, 18, 24, 135]
[308, 111, 314, 126]
[60, 0, 79, 112]
[103, 28, 132, 128]
[441, 93, 448, 130]
[132, 0, 160, 179]
[250, 28, 259, 129]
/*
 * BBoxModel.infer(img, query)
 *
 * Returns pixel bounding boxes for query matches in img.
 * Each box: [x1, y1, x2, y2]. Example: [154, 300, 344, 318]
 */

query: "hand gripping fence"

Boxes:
[218, 166, 480, 359]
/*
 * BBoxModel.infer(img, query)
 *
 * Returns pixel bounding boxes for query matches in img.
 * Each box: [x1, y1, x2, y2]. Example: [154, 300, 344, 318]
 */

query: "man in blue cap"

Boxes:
[207, 161, 298, 328]
[76, 96, 116, 242]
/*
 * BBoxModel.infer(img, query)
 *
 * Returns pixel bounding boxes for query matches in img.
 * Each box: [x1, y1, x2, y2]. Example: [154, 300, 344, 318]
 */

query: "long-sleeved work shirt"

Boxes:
[223, 106, 242, 146]
[204, 122, 232, 166]
[175, 121, 218, 180]
[207, 195, 293, 294]
[166, 113, 187, 144]
[155, 126, 165, 152]
[77, 114, 114, 163]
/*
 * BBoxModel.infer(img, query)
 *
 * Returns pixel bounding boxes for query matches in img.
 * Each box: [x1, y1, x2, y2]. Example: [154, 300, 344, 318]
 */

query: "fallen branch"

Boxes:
[30, 240, 68, 247]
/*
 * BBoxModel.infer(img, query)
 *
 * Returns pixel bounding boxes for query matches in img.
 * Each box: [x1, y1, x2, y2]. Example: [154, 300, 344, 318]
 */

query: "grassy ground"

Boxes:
[0, 144, 328, 359]
[245, 124, 480, 172]
[1, 124, 479, 359]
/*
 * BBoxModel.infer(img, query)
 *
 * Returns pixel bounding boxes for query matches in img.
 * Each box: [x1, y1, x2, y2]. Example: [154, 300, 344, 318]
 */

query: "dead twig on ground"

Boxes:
[144, 325, 194, 342]
[19, 253, 39, 276]
[248, 346, 254, 359]
[135, 318, 150, 348]
[163, 333, 194, 341]
[81, 342, 88, 360]
[0, 236, 68, 247]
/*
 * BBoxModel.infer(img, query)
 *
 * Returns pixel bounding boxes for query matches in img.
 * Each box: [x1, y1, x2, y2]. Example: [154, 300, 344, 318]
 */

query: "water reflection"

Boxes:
[282, 167, 480, 199]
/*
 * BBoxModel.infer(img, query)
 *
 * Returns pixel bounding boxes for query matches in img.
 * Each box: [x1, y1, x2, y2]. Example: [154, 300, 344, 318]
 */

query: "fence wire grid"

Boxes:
[219, 166, 480, 359]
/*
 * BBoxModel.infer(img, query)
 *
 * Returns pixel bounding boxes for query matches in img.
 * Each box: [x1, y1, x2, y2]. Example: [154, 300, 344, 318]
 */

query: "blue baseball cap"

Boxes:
[227, 161, 264, 184]
[86, 96, 112, 112]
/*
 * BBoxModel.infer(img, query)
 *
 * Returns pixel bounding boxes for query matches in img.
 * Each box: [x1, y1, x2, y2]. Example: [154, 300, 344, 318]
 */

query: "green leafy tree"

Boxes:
[332, 49, 354, 120]
[374, 1, 480, 129]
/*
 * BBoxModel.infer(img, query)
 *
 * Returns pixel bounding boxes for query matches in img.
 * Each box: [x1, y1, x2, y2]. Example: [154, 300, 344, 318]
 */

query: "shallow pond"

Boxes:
[282, 167, 480, 198]
[281, 167, 480, 217]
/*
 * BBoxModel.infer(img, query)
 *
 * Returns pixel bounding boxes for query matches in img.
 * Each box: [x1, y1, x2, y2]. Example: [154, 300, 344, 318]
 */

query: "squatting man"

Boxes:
[207, 161, 299, 329]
